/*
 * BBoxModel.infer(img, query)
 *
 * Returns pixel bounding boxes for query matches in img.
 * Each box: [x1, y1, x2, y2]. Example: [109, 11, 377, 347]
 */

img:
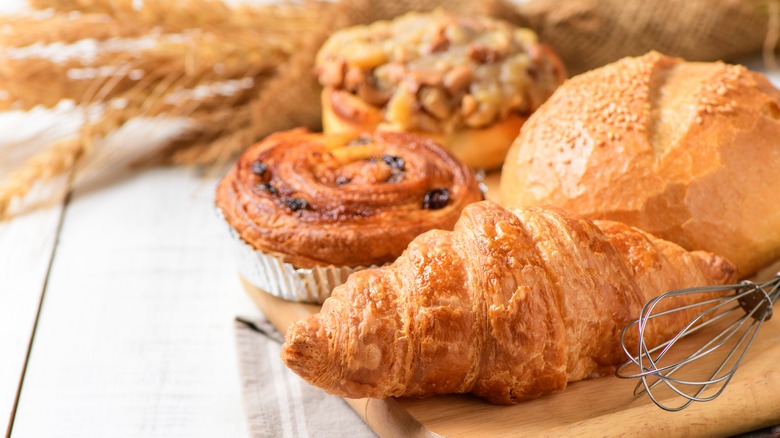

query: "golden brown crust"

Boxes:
[215, 129, 483, 267]
[281, 201, 737, 404]
[316, 11, 566, 169]
[501, 51, 780, 275]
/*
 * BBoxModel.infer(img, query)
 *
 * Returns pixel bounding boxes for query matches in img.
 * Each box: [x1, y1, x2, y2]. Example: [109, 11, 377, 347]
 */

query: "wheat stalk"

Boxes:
[0, 0, 334, 218]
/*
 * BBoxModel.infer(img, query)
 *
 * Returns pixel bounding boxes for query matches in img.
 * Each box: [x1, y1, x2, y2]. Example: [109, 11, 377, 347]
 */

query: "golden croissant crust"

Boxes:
[215, 129, 483, 268]
[281, 201, 736, 404]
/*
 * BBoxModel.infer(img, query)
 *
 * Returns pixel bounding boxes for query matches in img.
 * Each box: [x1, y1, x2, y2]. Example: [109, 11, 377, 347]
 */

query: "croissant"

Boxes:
[281, 201, 737, 404]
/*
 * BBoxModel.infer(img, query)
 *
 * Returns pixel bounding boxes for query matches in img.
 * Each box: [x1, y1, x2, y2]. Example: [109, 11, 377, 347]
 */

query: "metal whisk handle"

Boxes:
[737, 278, 775, 321]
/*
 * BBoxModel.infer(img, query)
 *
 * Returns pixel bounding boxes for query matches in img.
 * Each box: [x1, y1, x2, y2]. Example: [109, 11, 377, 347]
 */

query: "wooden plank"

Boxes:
[10, 167, 257, 437]
[0, 177, 69, 437]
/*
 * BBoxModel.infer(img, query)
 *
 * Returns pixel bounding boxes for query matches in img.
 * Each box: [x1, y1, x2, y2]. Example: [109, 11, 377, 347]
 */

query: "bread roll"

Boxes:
[501, 52, 780, 276]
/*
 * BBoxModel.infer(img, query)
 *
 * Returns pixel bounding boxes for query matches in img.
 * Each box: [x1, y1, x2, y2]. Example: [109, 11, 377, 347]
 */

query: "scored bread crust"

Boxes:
[501, 51, 780, 276]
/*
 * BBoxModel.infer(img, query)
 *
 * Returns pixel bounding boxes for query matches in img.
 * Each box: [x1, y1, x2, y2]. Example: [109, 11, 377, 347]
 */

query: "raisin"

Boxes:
[422, 188, 450, 209]
[283, 197, 309, 212]
[251, 161, 267, 176]
[255, 183, 277, 196]
[382, 154, 405, 171]
[385, 173, 404, 183]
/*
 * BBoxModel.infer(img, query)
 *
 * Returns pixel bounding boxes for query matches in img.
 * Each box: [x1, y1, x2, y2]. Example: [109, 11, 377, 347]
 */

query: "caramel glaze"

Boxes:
[216, 129, 483, 268]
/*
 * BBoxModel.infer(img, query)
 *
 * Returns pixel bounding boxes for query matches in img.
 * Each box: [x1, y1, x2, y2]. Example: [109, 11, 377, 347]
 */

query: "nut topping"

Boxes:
[316, 11, 564, 132]
[419, 87, 451, 120]
[443, 65, 473, 94]
[467, 43, 500, 64]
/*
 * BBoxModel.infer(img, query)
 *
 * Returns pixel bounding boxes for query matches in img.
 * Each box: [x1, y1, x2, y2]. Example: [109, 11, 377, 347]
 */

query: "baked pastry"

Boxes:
[216, 128, 483, 302]
[501, 51, 780, 276]
[281, 201, 737, 404]
[316, 10, 566, 169]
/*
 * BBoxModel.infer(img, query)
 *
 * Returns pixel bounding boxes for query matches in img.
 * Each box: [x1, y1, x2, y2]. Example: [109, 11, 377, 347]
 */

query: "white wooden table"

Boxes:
[0, 165, 258, 437]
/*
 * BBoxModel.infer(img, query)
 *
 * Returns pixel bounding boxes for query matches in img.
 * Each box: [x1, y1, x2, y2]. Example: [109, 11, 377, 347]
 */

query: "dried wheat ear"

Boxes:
[0, 0, 334, 218]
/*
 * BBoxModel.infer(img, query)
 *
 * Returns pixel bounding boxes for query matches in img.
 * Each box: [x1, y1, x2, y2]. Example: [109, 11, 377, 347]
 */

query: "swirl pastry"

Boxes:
[316, 10, 566, 170]
[216, 128, 483, 302]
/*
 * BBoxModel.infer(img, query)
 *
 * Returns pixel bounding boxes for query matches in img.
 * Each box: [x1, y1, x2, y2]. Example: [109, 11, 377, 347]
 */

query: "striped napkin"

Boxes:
[234, 317, 376, 438]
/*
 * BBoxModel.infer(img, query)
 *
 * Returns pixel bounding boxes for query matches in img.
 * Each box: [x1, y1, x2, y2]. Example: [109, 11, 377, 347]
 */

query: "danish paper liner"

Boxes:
[217, 208, 369, 304]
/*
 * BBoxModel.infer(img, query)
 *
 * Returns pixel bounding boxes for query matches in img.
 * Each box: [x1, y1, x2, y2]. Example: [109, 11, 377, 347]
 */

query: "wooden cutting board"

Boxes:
[245, 172, 780, 437]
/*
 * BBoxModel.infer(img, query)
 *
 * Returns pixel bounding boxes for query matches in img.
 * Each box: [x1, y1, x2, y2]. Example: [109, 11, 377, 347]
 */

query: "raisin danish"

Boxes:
[316, 10, 566, 169]
[215, 129, 483, 302]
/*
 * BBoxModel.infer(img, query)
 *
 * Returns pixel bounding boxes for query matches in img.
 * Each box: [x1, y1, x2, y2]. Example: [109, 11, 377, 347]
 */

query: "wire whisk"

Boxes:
[616, 272, 780, 411]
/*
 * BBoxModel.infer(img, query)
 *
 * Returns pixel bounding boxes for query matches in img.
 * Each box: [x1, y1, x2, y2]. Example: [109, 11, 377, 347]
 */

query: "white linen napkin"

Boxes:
[234, 317, 377, 438]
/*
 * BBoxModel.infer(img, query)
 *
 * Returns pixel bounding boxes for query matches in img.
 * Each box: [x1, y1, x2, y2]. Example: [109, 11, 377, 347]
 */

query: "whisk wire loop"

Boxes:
[616, 273, 780, 411]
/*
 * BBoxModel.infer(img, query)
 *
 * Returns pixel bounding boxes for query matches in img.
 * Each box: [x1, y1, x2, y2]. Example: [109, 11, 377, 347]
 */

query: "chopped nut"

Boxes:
[318, 60, 345, 87]
[460, 94, 478, 117]
[346, 44, 387, 69]
[344, 66, 366, 92]
[419, 87, 451, 120]
[426, 24, 450, 53]
[407, 70, 444, 92]
[375, 63, 406, 84]
[357, 82, 391, 106]
[464, 102, 497, 128]
[443, 65, 473, 94]
[385, 87, 415, 130]
[414, 110, 441, 132]
[392, 45, 410, 63]
[467, 43, 499, 64]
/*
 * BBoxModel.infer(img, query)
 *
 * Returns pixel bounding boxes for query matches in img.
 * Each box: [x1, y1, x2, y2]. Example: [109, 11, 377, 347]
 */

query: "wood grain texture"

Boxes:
[10, 167, 257, 438]
[0, 177, 69, 436]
